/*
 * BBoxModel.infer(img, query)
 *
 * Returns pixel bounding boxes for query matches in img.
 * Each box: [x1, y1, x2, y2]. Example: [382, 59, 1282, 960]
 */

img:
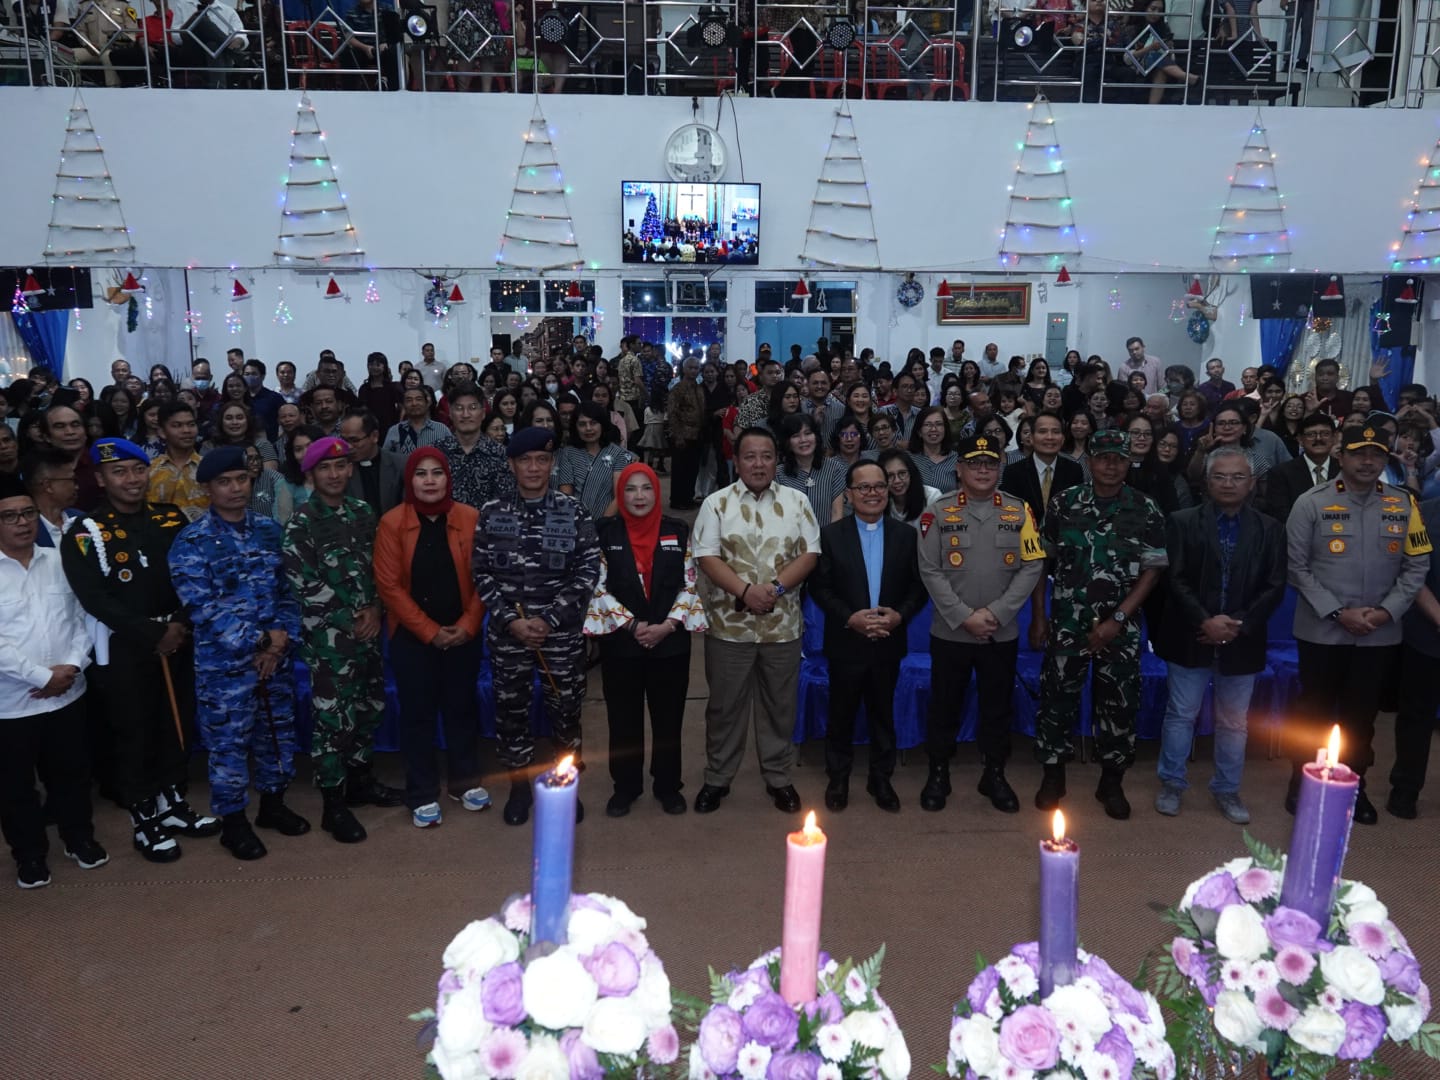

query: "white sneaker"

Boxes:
[412, 802, 442, 828]
[450, 787, 492, 812]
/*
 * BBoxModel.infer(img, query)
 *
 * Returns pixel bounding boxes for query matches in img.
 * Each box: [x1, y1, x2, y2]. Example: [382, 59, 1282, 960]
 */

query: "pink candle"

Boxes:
[780, 811, 827, 1005]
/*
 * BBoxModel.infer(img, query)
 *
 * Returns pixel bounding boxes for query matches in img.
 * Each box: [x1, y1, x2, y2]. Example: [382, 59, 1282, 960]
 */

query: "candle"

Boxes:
[531, 755, 579, 946]
[1039, 810, 1079, 998]
[1280, 726, 1358, 932]
[780, 811, 827, 1005]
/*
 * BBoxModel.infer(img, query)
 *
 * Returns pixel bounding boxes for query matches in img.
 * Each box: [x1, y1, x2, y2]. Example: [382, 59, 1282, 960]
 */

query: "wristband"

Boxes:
[740, 584, 751, 603]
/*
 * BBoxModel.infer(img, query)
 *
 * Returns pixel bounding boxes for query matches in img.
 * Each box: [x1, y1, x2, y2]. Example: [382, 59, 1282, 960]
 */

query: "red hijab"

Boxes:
[615, 461, 661, 596]
[404, 447, 454, 517]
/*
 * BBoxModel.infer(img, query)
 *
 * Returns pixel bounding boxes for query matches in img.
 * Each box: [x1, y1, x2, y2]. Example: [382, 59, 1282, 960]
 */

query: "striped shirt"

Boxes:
[556, 443, 636, 519]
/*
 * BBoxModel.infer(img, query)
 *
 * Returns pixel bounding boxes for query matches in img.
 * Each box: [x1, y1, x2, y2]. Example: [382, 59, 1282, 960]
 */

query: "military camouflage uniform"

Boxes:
[169, 509, 302, 816]
[472, 489, 601, 768]
[1035, 483, 1168, 768]
[281, 496, 385, 790]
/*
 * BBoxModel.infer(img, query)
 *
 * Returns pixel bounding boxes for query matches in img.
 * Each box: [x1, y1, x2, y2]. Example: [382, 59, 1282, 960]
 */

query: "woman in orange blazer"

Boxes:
[374, 448, 488, 829]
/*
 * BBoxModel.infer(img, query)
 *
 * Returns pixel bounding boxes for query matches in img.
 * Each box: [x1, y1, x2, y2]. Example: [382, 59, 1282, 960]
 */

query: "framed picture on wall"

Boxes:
[937, 283, 1031, 326]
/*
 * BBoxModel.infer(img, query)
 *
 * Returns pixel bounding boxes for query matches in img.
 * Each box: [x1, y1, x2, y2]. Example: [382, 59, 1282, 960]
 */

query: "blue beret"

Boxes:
[507, 426, 556, 458]
[196, 446, 249, 483]
[90, 437, 150, 466]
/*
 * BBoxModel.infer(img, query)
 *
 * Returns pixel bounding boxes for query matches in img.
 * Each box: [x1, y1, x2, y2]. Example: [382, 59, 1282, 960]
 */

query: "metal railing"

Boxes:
[2, 0, 1437, 106]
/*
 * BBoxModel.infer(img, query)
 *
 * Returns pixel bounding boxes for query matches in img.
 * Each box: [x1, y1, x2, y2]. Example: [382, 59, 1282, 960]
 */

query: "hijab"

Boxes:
[615, 461, 661, 596]
[404, 446, 454, 517]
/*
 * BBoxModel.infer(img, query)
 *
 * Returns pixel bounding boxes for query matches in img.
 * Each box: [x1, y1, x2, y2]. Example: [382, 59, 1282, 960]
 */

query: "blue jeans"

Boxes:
[1158, 663, 1256, 795]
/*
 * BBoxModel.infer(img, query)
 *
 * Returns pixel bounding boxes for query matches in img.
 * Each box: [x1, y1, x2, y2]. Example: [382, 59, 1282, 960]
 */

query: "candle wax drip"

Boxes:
[1041, 838, 1079, 853]
[789, 830, 826, 847]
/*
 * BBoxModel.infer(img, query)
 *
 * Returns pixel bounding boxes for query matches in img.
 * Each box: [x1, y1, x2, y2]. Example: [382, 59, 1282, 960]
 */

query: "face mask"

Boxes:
[193, 378, 211, 391]
[243, 375, 262, 391]
[545, 382, 559, 395]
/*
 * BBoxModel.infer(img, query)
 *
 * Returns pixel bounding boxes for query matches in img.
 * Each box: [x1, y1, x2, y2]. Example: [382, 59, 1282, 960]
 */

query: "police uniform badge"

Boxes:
[948, 551, 963, 567]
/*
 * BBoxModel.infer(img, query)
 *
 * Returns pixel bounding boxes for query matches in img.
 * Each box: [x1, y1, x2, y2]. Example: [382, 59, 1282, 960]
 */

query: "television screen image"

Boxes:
[621, 181, 761, 265]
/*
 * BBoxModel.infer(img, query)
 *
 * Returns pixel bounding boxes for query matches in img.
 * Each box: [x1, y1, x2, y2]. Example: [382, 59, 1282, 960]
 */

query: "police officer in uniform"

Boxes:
[169, 446, 310, 860]
[917, 434, 1046, 814]
[472, 427, 602, 827]
[62, 437, 220, 862]
[1285, 421, 1431, 824]
[1031, 429, 1168, 820]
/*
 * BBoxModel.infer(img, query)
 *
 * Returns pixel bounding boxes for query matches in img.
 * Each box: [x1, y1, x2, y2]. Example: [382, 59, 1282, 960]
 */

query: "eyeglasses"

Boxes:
[0, 507, 39, 525]
[838, 430, 862, 439]
[1213, 419, 1244, 428]
[1304, 430, 1333, 441]
[849, 482, 888, 495]
[1210, 474, 1251, 485]
[1129, 430, 1153, 439]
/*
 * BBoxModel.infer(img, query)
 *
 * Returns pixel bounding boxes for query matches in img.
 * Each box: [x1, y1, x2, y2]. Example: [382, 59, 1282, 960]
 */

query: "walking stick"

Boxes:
[256, 680, 284, 764]
[515, 603, 562, 697]
[159, 653, 185, 752]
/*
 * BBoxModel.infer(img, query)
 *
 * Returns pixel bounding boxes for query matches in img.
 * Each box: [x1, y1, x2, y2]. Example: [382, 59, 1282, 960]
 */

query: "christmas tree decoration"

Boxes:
[800, 101, 882, 270]
[638, 192, 663, 246]
[447, 283, 466, 305]
[424, 279, 451, 318]
[364, 279, 380, 304]
[1108, 287, 1123, 311]
[42, 91, 137, 264]
[1210, 112, 1291, 269]
[324, 275, 344, 300]
[934, 278, 952, 300]
[998, 94, 1083, 270]
[232, 279, 250, 301]
[792, 278, 810, 302]
[225, 309, 243, 335]
[1389, 135, 1440, 269]
[11, 285, 29, 317]
[274, 94, 365, 266]
[1055, 265, 1073, 286]
[273, 287, 293, 326]
[495, 101, 583, 273]
[183, 309, 203, 334]
[1396, 277, 1418, 304]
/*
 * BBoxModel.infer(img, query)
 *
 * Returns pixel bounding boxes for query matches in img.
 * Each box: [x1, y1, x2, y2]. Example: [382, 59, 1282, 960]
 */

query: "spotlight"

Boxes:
[1013, 24, 1033, 46]
[687, 7, 740, 49]
[401, 2, 436, 41]
[822, 18, 856, 51]
[536, 5, 569, 45]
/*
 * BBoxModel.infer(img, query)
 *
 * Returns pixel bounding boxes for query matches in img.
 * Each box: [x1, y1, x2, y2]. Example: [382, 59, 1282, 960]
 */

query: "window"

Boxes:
[489, 278, 542, 313]
[543, 279, 596, 312]
[755, 280, 857, 314]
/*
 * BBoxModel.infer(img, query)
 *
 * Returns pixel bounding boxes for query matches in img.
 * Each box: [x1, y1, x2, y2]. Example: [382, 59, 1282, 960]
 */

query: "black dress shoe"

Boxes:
[693, 784, 730, 814]
[1353, 790, 1378, 825]
[824, 776, 849, 812]
[766, 784, 801, 813]
[1387, 790, 1419, 820]
[220, 812, 268, 861]
[978, 764, 1020, 814]
[606, 793, 634, 818]
[655, 791, 687, 815]
[866, 775, 900, 813]
[919, 762, 951, 812]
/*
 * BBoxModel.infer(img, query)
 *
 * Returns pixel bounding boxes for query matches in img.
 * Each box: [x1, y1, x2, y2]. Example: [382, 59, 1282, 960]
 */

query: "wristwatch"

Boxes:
[771, 579, 787, 598]
[1326, 608, 1343, 621]
[1111, 610, 1128, 625]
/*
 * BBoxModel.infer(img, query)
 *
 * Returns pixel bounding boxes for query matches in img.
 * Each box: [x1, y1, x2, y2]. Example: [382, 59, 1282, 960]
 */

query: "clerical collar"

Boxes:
[858, 518, 882, 532]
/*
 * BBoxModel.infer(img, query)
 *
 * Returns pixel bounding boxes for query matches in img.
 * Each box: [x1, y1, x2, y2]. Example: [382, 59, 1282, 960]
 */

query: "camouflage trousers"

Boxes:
[489, 629, 584, 770]
[197, 660, 297, 817]
[304, 643, 386, 790]
[1034, 636, 1141, 770]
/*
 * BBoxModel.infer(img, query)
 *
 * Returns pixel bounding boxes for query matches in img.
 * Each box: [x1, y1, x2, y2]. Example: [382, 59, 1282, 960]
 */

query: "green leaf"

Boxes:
[408, 1008, 436, 1022]
[1243, 831, 1284, 871]
[975, 951, 989, 975]
[709, 966, 731, 1006]
[1406, 1021, 1440, 1059]
[856, 943, 887, 990]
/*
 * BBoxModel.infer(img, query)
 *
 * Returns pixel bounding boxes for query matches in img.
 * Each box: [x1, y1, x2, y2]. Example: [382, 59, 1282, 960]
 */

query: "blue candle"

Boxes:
[531, 755, 579, 946]
[1038, 810, 1079, 998]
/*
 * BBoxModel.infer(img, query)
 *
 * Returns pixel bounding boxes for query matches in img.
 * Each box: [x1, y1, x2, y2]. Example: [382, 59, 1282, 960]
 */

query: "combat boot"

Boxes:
[219, 811, 267, 861]
[977, 760, 1020, 814]
[320, 786, 367, 843]
[919, 761, 951, 812]
[503, 771, 533, 827]
[130, 797, 181, 863]
[255, 790, 311, 835]
[155, 786, 221, 838]
[345, 766, 405, 808]
[1035, 764, 1067, 811]
[1095, 767, 1131, 820]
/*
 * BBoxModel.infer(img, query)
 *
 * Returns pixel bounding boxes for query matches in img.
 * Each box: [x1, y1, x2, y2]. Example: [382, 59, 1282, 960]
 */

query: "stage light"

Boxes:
[537, 6, 569, 45]
[822, 18, 856, 50]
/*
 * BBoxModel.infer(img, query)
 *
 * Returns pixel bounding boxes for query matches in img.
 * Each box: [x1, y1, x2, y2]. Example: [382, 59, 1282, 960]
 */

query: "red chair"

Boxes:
[863, 39, 908, 99]
[809, 46, 849, 98]
[931, 40, 969, 100]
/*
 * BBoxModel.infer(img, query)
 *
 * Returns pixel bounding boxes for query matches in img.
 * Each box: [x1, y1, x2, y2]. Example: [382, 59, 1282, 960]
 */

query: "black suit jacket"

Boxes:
[345, 448, 406, 516]
[593, 515, 692, 661]
[809, 516, 928, 665]
[1259, 455, 1338, 523]
[1153, 502, 1287, 675]
[1001, 455, 1084, 525]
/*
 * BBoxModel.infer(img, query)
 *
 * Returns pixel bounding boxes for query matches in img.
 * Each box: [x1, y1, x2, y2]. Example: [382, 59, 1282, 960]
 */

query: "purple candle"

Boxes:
[1039, 810, 1079, 998]
[1280, 726, 1358, 933]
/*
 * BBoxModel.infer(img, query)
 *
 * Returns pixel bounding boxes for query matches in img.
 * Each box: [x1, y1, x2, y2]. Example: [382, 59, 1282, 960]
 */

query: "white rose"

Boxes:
[1045, 984, 1112, 1038]
[1214, 904, 1269, 963]
[1342, 899, 1390, 930]
[877, 1030, 911, 1080]
[436, 981, 490, 1057]
[430, 1041, 486, 1080]
[515, 1034, 570, 1080]
[599, 894, 647, 933]
[633, 952, 673, 1029]
[1385, 1001, 1427, 1042]
[523, 950, 598, 1030]
[956, 1015, 1001, 1075]
[1342, 882, 1378, 906]
[689, 1043, 715, 1080]
[1320, 945, 1386, 1006]
[843, 1007, 890, 1051]
[582, 996, 648, 1055]
[1223, 857, 1255, 877]
[1289, 1006, 1347, 1055]
[566, 907, 615, 954]
[1212, 991, 1265, 1052]
[442, 918, 520, 980]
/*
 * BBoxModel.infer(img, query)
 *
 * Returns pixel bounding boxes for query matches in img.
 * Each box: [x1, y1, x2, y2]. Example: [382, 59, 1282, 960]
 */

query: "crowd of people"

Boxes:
[1, 333, 1438, 892]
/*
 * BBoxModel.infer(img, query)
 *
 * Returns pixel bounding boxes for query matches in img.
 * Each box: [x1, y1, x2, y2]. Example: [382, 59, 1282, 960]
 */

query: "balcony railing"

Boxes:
[3, 0, 1437, 107]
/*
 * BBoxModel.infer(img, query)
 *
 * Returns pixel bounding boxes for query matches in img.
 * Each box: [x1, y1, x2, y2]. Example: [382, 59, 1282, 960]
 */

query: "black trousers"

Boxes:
[601, 653, 687, 799]
[391, 628, 483, 810]
[1391, 643, 1440, 796]
[1292, 640, 1398, 775]
[825, 653, 899, 780]
[0, 700, 94, 864]
[95, 648, 192, 807]
[927, 636, 1019, 766]
[670, 442, 702, 508]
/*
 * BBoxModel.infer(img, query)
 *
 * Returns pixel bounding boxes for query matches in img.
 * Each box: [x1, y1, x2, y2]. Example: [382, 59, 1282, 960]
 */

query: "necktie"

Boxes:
[1314, 463, 1325, 487]
[1041, 463, 1053, 506]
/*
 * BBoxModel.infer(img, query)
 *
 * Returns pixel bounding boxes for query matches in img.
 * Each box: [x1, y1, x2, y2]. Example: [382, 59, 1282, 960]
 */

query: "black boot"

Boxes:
[321, 786, 367, 843]
[255, 790, 312, 836]
[1035, 764, 1067, 811]
[503, 771, 533, 827]
[155, 786, 222, 838]
[919, 761, 951, 812]
[977, 760, 1020, 814]
[130, 797, 182, 863]
[344, 766, 405, 808]
[219, 811, 267, 860]
[1095, 767, 1131, 820]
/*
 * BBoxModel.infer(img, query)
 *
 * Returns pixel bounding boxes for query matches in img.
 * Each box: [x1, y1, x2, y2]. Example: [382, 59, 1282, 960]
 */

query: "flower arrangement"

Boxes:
[946, 944, 1176, 1080]
[415, 892, 679, 1080]
[685, 945, 910, 1080]
[1151, 835, 1440, 1080]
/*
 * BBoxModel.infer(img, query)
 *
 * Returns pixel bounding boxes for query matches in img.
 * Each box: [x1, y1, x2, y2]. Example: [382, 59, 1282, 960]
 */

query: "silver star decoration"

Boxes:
[343, 295, 351, 304]
[46, 286, 55, 296]
[247, 275, 257, 285]
[1272, 297, 1282, 311]
[397, 309, 408, 321]
[210, 284, 222, 295]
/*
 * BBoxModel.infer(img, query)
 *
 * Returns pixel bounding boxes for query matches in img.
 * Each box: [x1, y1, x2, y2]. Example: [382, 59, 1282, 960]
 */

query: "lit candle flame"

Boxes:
[803, 811, 821, 839]
[1052, 810, 1066, 843]
[1327, 726, 1341, 770]
[557, 754, 576, 778]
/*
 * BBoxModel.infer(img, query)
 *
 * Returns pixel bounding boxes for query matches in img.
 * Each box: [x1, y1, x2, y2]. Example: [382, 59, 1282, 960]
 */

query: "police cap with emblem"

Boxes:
[956, 434, 1002, 461]
[196, 445, 249, 483]
[1088, 429, 1131, 458]
[1340, 423, 1392, 453]
[507, 426, 556, 458]
[89, 437, 150, 467]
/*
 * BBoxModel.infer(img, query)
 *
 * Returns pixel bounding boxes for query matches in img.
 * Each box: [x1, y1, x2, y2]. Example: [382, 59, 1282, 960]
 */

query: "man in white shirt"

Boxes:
[1122, 336, 1164, 394]
[0, 474, 106, 889]
[979, 342, 1005, 379]
[20, 449, 82, 549]
[417, 343, 446, 392]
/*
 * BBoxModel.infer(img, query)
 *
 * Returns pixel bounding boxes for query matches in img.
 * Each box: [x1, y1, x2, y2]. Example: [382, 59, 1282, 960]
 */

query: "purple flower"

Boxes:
[648, 1024, 680, 1065]
[997, 1005, 1061, 1071]
[560, 1029, 605, 1080]
[1264, 907, 1323, 952]
[479, 961, 526, 1026]
[586, 941, 641, 997]
[698, 1005, 744, 1074]
[1192, 872, 1241, 913]
[1171, 937, 1196, 975]
[1337, 1001, 1387, 1060]
[1381, 950, 1423, 995]
[766, 1050, 822, 1080]
[1011, 942, 1040, 971]
[817, 951, 832, 970]
[803, 991, 843, 1027]
[437, 969, 463, 997]
[742, 991, 800, 1052]
[1096, 1025, 1136, 1080]
[967, 966, 1001, 1014]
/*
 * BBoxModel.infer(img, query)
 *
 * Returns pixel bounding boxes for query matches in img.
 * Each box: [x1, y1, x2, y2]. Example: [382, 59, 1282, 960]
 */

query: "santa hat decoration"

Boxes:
[1055, 266, 1073, 286]
[324, 275, 343, 300]
[231, 279, 251, 301]
[792, 278, 810, 301]
[21, 269, 43, 297]
[1186, 276, 1204, 298]
[447, 283, 465, 305]
[563, 280, 585, 306]
[935, 278, 953, 299]
[1396, 278, 1418, 304]
[1320, 274, 1342, 300]
[121, 272, 144, 292]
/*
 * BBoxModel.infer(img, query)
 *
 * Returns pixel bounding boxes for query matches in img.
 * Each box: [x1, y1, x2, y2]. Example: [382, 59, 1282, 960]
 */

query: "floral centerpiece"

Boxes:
[1150, 835, 1440, 1080]
[946, 943, 1176, 1080]
[414, 892, 679, 1079]
[685, 945, 910, 1080]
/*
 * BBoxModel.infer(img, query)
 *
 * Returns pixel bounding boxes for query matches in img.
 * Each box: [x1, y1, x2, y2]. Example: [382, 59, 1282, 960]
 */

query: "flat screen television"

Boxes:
[621, 181, 761, 265]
